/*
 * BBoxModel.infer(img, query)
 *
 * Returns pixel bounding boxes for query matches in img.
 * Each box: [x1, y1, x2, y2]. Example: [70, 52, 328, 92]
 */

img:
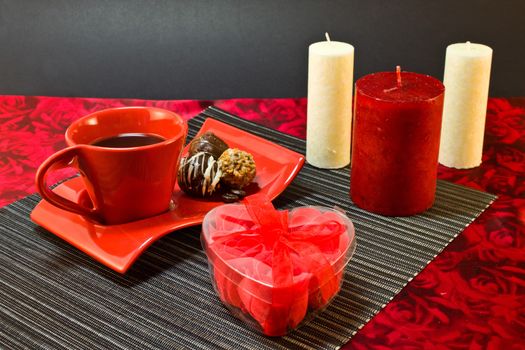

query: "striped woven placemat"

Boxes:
[0, 107, 496, 350]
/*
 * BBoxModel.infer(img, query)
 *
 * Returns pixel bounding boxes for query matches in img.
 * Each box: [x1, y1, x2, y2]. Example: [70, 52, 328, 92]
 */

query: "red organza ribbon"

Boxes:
[206, 194, 351, 336]
[209, 194, 346, 287]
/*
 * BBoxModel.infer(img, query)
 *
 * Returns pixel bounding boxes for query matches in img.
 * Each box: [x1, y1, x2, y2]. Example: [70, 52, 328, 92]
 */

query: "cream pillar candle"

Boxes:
[307, 33, 354, 169]
[439, 41, 493, 169]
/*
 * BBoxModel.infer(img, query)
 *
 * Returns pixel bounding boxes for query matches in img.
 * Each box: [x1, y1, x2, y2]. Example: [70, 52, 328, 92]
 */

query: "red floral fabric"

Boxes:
[0, 95, 524, 348]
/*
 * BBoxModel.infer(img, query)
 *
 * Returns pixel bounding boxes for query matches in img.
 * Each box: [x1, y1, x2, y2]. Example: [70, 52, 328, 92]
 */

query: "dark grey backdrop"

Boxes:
[0, 0, 523, 99]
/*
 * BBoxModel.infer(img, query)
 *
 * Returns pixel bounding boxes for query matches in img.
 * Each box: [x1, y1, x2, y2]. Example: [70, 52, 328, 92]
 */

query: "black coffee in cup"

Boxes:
[91, 133, 165, 148]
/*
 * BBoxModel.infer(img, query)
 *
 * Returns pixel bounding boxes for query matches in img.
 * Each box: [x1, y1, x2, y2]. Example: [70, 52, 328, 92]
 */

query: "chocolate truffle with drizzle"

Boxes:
[177, 152, 222, 197]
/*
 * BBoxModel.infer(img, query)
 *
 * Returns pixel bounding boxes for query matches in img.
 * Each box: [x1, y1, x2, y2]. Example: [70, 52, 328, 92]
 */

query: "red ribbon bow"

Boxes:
[210, 194, 346, 287]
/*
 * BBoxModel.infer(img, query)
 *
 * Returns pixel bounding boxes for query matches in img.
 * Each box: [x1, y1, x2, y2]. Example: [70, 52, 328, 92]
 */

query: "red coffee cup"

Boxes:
[35, 107, 187, 225]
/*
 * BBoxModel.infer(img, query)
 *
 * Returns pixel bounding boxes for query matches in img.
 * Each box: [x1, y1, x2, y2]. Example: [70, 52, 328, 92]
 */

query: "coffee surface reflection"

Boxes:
[91, 133, 165, 148]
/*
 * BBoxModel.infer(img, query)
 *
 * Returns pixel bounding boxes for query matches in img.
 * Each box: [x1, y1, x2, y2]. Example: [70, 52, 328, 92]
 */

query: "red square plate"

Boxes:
[30, 118, 305, 273]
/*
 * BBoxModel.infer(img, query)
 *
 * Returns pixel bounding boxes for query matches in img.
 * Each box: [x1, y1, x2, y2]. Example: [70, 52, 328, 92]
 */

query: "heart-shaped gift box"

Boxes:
[201, 195, 356, 336]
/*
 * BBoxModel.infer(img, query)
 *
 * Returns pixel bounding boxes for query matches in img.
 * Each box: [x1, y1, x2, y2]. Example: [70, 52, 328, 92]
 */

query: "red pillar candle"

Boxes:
[350, 69, 445, 216]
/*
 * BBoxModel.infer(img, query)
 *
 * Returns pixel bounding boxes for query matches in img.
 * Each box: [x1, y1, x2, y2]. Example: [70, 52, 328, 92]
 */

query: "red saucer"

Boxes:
[30, 118, 305, 273]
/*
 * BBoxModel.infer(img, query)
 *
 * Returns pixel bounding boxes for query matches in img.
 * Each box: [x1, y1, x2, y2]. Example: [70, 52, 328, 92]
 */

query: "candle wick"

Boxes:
[325, 32, 331, 42]
[396, 65, 402, 87]
[466, 41, 471, 50]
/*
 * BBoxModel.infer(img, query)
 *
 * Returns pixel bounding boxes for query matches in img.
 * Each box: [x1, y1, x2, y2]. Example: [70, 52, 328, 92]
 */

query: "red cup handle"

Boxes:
[35, 146, 98, 220]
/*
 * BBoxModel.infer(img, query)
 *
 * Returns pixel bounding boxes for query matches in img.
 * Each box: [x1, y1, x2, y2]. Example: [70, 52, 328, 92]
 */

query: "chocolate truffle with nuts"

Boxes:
[218, 148, 256, 189]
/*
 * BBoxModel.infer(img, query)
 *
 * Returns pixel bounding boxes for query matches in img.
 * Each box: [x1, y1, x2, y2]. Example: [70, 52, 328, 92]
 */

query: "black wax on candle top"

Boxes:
[357, 71, 444, 103]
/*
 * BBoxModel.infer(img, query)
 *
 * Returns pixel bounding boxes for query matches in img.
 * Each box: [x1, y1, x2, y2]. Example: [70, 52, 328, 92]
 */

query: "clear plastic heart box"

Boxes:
[201, 199, 356, 336]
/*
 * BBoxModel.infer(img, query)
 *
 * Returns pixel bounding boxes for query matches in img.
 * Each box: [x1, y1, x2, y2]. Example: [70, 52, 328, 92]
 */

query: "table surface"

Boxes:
[0, 95, 524, 349]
